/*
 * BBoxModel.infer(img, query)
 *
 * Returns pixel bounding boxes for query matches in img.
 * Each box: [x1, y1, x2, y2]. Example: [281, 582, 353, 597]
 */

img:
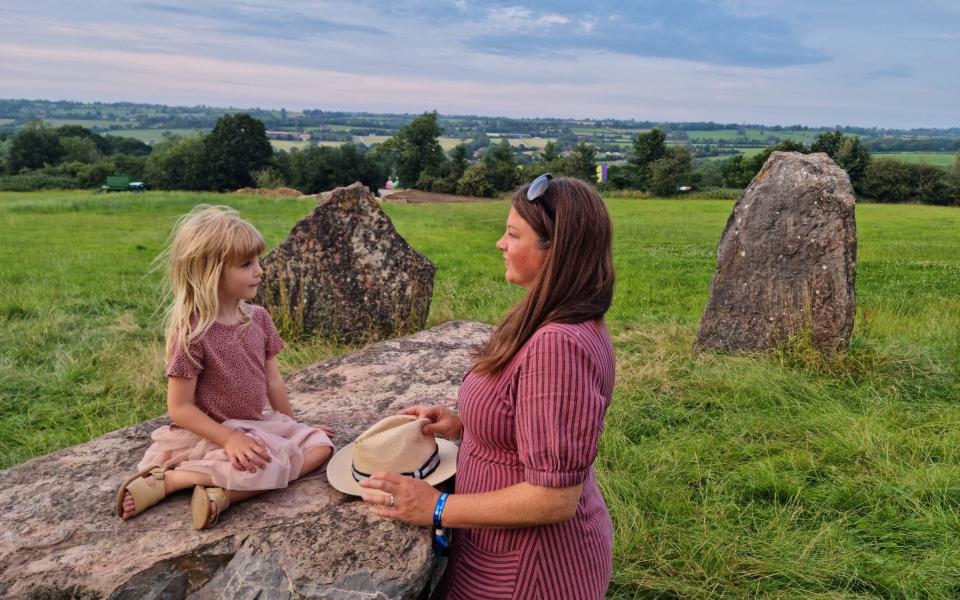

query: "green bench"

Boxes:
[101, 176, 145, 192]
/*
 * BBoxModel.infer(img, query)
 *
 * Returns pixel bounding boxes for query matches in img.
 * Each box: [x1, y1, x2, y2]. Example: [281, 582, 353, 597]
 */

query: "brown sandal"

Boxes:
[115, 466, 170, 519]
[191, 485, 230, 530]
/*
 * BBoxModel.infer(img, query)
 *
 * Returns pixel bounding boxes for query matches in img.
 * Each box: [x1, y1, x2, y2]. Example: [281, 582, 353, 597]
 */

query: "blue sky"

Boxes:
[1, 0, 957, 128]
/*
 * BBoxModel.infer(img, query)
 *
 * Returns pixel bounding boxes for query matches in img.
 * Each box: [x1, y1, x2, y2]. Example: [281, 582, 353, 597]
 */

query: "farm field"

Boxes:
[39, 118, 133, 129]
[873, 152, 958, 167]
[268, 140, 346, 151]
[488, 135, 553, 148]
[104, 128, 208, 143]
[685, 128, 824, 144]
[1, 191, 959, 597]
[354, 135, 469, 150]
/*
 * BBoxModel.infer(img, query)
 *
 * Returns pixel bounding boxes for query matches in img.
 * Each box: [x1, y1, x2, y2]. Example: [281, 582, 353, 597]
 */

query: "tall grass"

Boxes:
[2, 191, 959, 597]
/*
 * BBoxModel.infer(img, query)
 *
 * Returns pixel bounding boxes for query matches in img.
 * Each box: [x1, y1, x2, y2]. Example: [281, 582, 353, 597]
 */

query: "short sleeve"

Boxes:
[515, 331, 610, 488]
[166, 336, 204, 378]
[259, 307, 285, 359]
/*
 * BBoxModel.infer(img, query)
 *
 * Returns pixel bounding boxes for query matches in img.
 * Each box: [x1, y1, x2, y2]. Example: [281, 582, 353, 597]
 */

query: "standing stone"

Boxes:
[256, 182, 435, 342]
[696, 152, 857, 352]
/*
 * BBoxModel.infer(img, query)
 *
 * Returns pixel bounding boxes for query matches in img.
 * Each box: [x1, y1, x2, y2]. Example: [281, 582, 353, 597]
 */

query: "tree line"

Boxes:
[1, 112, 958, 205]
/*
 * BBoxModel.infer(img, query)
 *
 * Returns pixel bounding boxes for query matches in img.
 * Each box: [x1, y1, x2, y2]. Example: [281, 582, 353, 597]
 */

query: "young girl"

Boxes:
[116, 205, 334, 529]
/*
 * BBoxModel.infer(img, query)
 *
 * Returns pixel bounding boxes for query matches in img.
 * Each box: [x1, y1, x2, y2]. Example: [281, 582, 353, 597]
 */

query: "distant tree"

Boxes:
[202, 113, 273, 191]
[555, 128, 579, 151]
[628, 128, 667, 188]
[8, 121, 64, 172]
[720, 154, 751, 188]
[450, 144, 469, 181]
[102, 135, 152, 156]
[482, 139, 519, 192]
[457, 163, 496, 197]
[834, 136, 871, 192]
[465, 130, 491, 155]
[648, 146, 693, 196]
[561, 141, 598, 182]
[910, 162, 949, 205]
[60, 136, 101, 164]
[540, 141, 560, 163]
[811, 130, 845, 157]
[861, 158, 948, 204]
[287, 144, 387, 195]
[144, 136, 209, 190]
[810, 130, 871, 192]
[947, 154, 960, 205]
[376, 111, 446, 188]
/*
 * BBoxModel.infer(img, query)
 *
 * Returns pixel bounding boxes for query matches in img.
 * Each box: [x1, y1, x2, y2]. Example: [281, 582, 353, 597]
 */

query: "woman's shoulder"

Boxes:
[531, 320, 607, 341]
[525, 320, 610, 356]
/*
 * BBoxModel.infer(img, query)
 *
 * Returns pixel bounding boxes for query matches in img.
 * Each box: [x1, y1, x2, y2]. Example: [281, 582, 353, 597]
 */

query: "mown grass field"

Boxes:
[1, 191, 959, 598]
[39, 118, 133, 129]
[103, 128, 209, 143]
[873, 153, 958, 167]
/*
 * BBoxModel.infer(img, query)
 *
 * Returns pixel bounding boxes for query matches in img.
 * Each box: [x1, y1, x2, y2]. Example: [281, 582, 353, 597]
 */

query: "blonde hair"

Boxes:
[162, 205, 265, 366]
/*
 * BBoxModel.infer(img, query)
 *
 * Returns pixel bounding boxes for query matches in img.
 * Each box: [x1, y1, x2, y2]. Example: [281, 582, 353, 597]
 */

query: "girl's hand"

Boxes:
[360, 473, 441, 526]
[400, 405, 462, 440]
[223, 431, 271, 472]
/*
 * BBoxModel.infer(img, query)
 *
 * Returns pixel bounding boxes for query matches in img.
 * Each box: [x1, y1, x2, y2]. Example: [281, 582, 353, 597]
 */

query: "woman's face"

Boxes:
[496, 207, 548, 289]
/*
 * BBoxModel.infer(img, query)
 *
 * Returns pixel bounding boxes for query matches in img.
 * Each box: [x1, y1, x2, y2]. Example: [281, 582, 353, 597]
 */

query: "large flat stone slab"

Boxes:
[0, 321, 491, 600]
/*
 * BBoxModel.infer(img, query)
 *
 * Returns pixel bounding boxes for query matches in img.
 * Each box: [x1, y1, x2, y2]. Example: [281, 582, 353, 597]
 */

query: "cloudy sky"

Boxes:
[2, 1, 958, 128]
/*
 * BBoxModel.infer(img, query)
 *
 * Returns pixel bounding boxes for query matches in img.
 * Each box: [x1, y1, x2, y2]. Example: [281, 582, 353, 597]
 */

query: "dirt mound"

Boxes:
[234, 187, 304, 198]
[381, 189, 501, 203]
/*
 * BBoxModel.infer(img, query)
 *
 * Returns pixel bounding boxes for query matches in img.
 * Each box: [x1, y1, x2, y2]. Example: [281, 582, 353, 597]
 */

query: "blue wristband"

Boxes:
[433, 492, 449, 529]
[432, 492, 451, 559]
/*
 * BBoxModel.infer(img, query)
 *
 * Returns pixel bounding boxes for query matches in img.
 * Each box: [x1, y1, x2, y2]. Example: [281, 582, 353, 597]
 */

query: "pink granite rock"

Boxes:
[0, 321, 491, 600]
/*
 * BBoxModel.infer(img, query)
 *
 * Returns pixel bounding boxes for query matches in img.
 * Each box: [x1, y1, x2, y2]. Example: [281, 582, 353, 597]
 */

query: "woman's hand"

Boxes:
[360, 472, 441, 526]
[400, 405, 462, 440]
[223, 431, 271, 472]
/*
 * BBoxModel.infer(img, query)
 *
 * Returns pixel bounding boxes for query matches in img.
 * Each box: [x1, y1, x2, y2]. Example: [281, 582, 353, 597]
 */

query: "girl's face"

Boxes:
[219, 255, 263, 302]
[496, 207, 548, 289]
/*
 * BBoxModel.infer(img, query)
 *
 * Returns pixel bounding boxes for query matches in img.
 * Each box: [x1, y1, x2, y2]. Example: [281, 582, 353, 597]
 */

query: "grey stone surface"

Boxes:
[696, 151, 857, 352]
[256, 182, 436, 342]
[0, 321, 492, 600]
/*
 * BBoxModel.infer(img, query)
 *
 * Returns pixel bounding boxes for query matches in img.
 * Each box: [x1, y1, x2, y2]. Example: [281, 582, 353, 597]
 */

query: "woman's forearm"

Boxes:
[441, 482, 582, 529]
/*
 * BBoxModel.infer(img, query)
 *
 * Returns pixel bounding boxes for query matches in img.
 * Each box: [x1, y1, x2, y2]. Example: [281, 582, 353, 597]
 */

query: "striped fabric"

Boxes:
[437, 321, 615, 600]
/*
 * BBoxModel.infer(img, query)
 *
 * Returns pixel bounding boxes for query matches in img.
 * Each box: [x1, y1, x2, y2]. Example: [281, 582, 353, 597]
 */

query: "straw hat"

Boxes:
[326, 415, 458, 496]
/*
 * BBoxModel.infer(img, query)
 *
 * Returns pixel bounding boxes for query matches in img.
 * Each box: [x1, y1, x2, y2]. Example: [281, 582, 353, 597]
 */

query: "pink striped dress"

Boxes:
[438, 320, 615, 600]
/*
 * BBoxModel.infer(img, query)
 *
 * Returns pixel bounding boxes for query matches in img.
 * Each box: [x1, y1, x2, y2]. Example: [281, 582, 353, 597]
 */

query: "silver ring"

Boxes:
[388, 494, 396, 508]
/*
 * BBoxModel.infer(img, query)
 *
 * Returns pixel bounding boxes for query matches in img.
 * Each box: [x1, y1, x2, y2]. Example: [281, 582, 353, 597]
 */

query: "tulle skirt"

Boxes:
[137, 412, 334, 491]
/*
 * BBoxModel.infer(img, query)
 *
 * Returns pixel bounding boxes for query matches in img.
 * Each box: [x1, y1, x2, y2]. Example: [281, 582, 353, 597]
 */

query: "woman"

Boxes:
[360, 174, 616, 599]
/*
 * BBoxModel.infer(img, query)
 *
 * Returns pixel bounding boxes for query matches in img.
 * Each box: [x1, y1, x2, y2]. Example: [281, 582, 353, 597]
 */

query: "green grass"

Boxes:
[686, 129, 824, 144]
[2, 191, 960, 597]
[873, 153, 958, 167]
[40, 118, 133, 129]
[104, 128, 208, 143]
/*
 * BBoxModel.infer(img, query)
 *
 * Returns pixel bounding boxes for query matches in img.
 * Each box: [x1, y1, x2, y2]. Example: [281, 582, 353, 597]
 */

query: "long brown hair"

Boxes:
[473, 176, 614, 375]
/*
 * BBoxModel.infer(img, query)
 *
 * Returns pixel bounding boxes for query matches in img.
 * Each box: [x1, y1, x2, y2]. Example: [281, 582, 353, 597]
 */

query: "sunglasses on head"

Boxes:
[526, 173, 554, 219]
